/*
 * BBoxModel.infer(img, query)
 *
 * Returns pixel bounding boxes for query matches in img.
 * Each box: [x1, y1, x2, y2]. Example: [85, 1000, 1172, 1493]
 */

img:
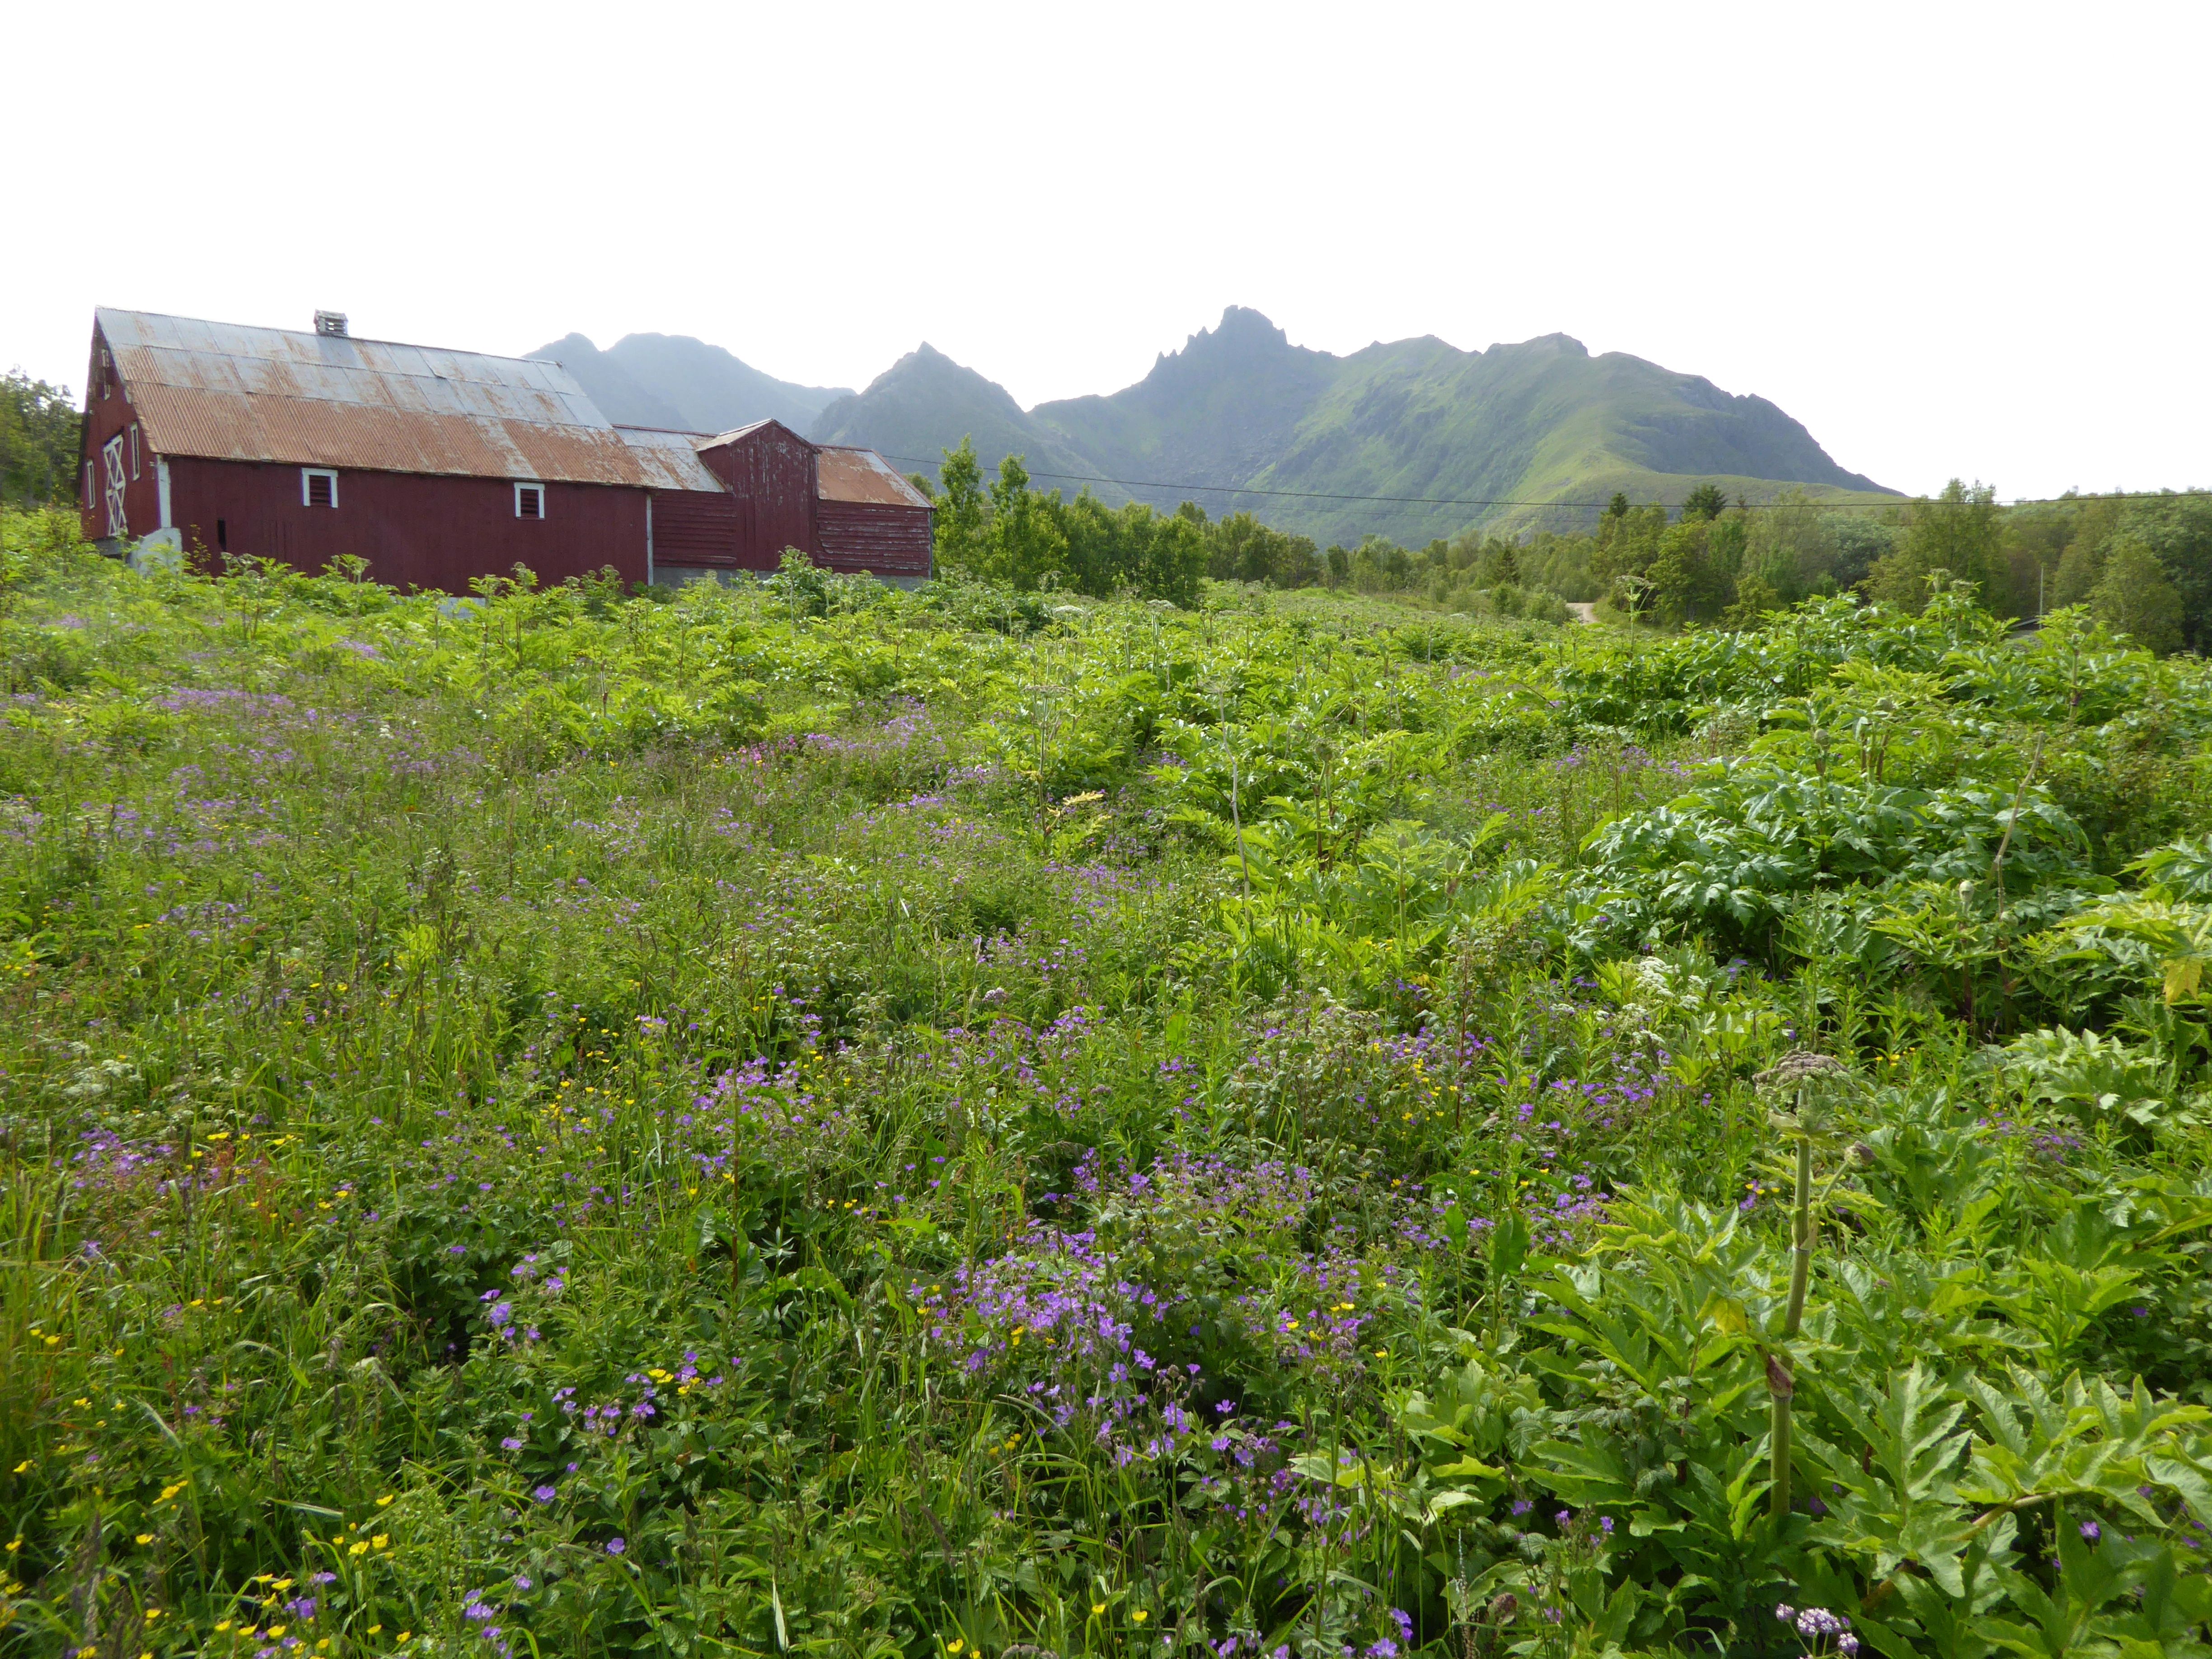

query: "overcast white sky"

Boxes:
[9, 1, 2207, 501]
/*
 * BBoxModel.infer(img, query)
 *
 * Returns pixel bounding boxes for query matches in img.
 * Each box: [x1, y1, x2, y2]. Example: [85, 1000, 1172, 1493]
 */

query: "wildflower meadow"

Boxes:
[3, 511, 2210, 1659]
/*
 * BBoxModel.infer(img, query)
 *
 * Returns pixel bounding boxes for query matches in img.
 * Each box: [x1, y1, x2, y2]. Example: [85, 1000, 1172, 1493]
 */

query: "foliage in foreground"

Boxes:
[4, 513, 2212, 1658]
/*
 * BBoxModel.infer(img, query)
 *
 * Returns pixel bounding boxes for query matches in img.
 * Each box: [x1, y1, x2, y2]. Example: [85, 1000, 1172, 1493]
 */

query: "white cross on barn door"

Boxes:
[102, 434, 129, 538]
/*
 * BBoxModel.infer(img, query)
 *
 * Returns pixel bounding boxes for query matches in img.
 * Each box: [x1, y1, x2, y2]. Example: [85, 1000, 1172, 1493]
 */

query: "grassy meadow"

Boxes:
[3, 512, 2210, 1659]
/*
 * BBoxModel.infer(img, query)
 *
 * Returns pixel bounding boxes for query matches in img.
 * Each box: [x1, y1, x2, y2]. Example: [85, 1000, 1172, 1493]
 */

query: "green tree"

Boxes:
[1649, 519, 1727, 625]
[1868, 479, 2003, 613]
[1679, 482, 1728, 523]
[1057, 489, 1122, 596]
[2124, 489, 2212, 652]
[1706, 513, 1748, 583]
[1349, 534, 1412, 592]
[1207, 511, 1317, 586]
[2091, 535, 2184, 655]
[1723, 570, 1785, 627]
[2051, 538, 2104, 609]
[2, 369, 83, 507]
[932, 436, 987, 574]
[1139, 504, 1208, 607]
[1476, 538, 1520, 587]
[985, 455, 1067, 590]
[1593, 502, 1666, 596]
[2048, 492, 2127, 609]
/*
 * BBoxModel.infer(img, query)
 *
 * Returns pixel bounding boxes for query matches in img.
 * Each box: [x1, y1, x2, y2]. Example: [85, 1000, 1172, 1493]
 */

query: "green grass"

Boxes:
[1, 514, 2209, 1659]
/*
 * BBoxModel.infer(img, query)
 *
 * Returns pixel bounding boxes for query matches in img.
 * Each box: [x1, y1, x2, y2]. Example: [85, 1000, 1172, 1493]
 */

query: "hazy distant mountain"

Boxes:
[809, 345, 1108, 496]
[528, 333, 851, 436]
[813, 307, 1894, 543]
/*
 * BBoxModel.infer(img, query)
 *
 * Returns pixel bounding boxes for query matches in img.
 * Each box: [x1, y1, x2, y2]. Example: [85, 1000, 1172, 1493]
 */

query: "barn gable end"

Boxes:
[693, 420, 819, 572]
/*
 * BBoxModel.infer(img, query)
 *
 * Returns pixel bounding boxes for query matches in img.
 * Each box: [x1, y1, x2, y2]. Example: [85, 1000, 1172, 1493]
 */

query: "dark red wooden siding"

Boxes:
[696, 422, 816, 570]
[164, 459, 648, 591]
[651, 491, 741, 566]
[80, 328, 164, 544]
[816, 501, 931, 577]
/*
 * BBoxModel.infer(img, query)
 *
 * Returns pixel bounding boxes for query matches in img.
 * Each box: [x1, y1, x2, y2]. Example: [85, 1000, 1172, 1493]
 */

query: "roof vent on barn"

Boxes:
[314, 310, 349, 337]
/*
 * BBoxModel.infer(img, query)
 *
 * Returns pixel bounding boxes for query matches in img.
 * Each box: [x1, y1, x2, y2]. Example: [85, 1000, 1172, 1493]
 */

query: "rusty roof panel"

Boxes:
[817, 445, 933, 508]
[614, 426, 726, 493]
[98, 307, 656, 487]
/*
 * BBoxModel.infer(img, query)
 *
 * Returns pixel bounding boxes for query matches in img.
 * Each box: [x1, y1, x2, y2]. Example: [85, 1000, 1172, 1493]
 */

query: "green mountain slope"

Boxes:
[528, 333, 850, 436]
[809, 345, 1111, 495]
[1038, 310, 1892, 542]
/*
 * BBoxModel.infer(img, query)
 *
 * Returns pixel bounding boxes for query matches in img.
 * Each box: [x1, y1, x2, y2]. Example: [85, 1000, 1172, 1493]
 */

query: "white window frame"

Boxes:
[514, 481, 546, 520]
[129, 423, 140, 479]
[301, 468, 340, 508]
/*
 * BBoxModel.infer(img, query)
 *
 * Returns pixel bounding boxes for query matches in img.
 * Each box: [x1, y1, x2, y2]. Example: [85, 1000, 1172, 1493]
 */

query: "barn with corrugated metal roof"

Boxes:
[80, 308, 932, 591]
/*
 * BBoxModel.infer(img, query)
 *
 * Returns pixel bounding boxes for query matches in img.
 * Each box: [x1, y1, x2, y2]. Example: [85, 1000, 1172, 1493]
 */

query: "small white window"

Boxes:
[302, 468, 339, 508]
[515, 482, 545, 520]
[85, 461, 95, 501]
[129, 424, 141, 479]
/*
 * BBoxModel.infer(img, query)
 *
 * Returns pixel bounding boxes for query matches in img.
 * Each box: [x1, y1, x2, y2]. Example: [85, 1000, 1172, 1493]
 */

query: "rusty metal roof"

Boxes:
[817, 445, 932, 508]
[613, 426, 726, 493]
[98, 307, 663, 487]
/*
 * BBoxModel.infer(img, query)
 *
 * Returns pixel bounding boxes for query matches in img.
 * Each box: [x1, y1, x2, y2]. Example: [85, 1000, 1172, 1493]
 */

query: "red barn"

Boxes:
[816, 445, 936, 581]
[80, 308, 932, 591]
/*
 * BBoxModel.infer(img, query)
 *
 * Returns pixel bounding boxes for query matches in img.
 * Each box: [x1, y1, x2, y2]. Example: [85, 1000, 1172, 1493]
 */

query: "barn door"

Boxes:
[102, 435, 129, 537]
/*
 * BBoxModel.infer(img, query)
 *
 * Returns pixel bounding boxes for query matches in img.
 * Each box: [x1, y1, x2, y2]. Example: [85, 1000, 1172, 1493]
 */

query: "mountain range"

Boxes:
[533, 309, 1894, 544]
[530, 332, 851, 438]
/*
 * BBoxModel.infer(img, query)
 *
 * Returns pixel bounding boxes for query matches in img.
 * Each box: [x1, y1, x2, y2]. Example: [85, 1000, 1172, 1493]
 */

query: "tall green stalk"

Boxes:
[1772, 1131, 1812, 1518]
[1756, 1052, 1849, 1521]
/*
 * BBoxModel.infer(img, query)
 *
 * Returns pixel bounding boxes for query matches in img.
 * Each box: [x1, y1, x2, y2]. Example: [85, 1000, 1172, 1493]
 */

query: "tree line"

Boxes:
[914, 431, 2211, 653]
[1, 369, 80, 509]
[914, 437, 1325, 607]
[1587, 480, 2212, 651]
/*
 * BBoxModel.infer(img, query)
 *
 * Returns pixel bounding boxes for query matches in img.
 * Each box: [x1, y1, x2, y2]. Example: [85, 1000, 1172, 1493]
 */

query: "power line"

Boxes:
[879, 454, 2203, 517]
